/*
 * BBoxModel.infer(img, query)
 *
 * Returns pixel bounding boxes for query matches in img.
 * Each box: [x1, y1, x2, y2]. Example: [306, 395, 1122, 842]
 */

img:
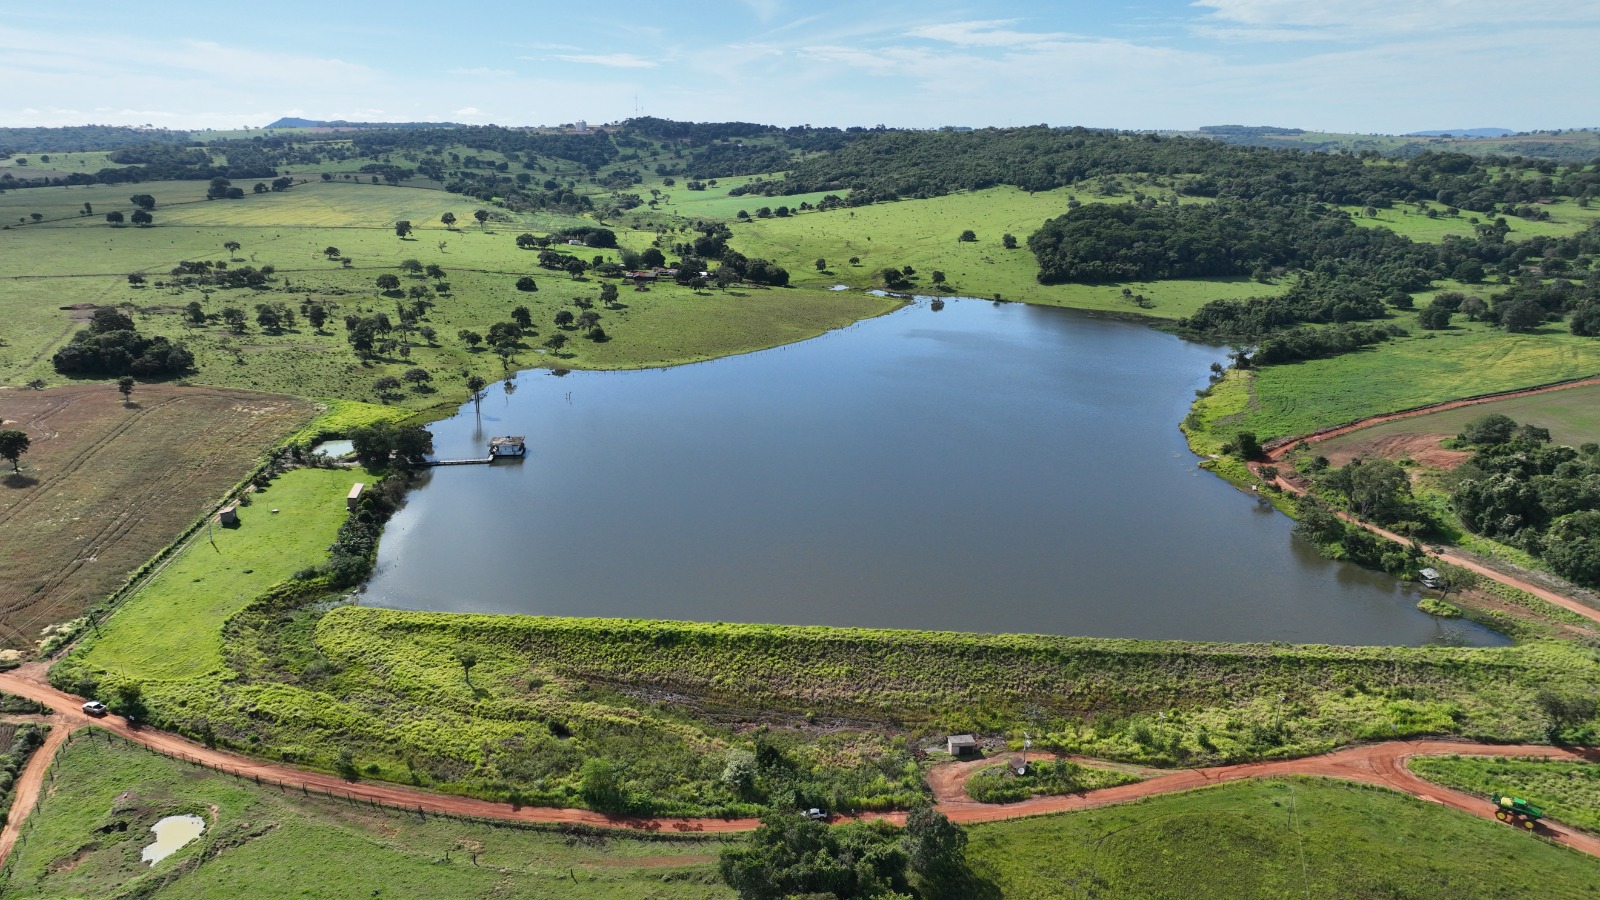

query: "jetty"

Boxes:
[423, 436, 526, 467]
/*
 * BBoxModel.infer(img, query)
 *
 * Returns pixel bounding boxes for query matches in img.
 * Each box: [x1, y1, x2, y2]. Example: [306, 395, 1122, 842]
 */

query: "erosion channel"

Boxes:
[364, 297, 1505, 647]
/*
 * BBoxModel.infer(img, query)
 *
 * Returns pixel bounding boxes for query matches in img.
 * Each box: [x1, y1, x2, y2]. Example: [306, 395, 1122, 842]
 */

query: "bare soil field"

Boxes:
[1321, 432, 1473, 469]
[0, 383, 314, 646]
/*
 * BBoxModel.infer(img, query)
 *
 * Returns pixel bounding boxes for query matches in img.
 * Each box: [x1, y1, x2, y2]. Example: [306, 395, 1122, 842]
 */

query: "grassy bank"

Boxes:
[1410, 754, 1600, 835]
[53, 598, 1600, 817]
[965, 777, 1600, 897]
[68, 467, 368, 681]
[1187, 321, 1600, 448]
[0, 730, 729, 899]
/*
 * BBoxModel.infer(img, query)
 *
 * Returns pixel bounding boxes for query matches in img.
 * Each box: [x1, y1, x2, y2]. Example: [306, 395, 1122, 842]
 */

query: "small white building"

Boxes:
[1419, 567, 1444, 588]
[947, 734, 978, 756]
[346, 483, 365, 510]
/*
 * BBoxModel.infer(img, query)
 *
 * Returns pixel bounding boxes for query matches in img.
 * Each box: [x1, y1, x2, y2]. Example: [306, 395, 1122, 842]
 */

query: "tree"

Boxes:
[486, 321, 523, 348]
[474, 208, 490, 228]
[306, 304, 329, 331]
[904, 807, 969, 895]
[577, 310, 601, 333]
[395, 220, 413, 238]
[554, 310, 575, 328]
[1458, 414, 1518, 446]
[375, 274, 401, 293]
[117, 376, 135, 403]
[441, 211, 457, 230]
[323, 246, 341, 259]
[1233, 431, 1262, 460]
[255, 303, 283, 332]
[455, 648, 478, 686]
[129, 194, 155, 210]
[465, 374, 487, 413]
[425, 263, 445, 280]
[82, 202, 93, 216]
[516, 232, 539, 249]
[402, 367, 432, 389]
[1499, 299, 1544, 333]
[206, 177, 232, 200]
[579, 758, 625, 811]
[221, 307, 248, 334]
[399, 258, 423, 276]
[29, 213, 42, 223]
[931, 270, 946, 285]
[184, 301, 206, 325]
[599, 282, 619, 306]
[544, 332, 568, 351]
[958, 229, 977, 242]
[1417, 304, 1452, 330]
[563, 257, 586, 279]
[458, 329, 483, 350]
[515, 276, 538, 292]
[130, 210, 153, 226]
[127, 273, 147, 287]
[0, 430, 30, 473]
[104, 211, 124, 226]
[815, 258, 826, 271]
[510, 306, 533, 328]
[372, 375, 402, 397]
[1002, 232, 1018, 249]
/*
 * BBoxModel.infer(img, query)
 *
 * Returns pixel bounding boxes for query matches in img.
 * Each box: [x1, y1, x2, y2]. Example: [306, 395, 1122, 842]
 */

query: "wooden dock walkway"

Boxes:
[425, 455, 494, 467]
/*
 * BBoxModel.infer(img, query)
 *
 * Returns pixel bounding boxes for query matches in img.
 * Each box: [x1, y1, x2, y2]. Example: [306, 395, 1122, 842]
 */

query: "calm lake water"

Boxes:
[364, 298, 1505, 647]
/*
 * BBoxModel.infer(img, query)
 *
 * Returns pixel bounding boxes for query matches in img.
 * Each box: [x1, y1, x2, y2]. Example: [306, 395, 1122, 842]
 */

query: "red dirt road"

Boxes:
[2, 667, 1598, 866]
[1255, 378, 1600, 628]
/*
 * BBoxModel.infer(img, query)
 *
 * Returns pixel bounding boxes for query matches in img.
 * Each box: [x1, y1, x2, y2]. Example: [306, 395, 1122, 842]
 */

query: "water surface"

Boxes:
[142, 814, 204, 866]
[365, 299, 1503, 647]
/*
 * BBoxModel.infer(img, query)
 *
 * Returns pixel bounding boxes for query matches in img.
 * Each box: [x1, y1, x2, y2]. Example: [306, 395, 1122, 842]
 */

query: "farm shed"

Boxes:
[347, 482, 365, 510]
[947, 734, 978, 756]
[217, 506, 238, 526]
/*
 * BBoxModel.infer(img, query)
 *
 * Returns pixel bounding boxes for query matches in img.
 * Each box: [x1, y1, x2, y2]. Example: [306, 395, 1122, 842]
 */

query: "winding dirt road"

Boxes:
[1, 666, 1597, 867]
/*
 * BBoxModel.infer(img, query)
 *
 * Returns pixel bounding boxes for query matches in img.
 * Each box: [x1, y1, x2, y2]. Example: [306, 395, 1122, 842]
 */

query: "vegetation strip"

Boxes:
[0, 670, 1597, 862]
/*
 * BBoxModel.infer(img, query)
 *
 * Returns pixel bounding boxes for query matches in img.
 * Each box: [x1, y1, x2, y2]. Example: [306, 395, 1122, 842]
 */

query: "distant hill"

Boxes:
[1405, 128, 1515, 137]
[262, 118, 463, 130]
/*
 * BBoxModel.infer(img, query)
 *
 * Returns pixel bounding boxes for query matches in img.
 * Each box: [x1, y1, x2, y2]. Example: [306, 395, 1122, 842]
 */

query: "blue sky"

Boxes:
[3, 0, 1597, 133]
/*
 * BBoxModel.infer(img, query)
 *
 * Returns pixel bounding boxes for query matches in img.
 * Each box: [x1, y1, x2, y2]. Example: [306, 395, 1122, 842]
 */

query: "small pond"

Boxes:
[310, 439, 354, 458]
[363, 297, 1505, 647]
[141, 814, 204, 866]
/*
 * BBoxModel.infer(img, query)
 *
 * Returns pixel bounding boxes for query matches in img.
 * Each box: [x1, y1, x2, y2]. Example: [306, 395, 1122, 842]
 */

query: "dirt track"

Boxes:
[1256, 378, 1600, 628]
[1, 666, 1597, 867]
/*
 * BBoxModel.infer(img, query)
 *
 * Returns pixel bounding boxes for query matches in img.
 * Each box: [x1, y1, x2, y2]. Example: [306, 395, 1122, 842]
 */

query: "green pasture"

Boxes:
[1316, 381, 1600, 458]
[1194, 319, 1600, 444]
[0, 180, 892, 404]
[1409, 754, 1600, 836]
[965, 777, 1600, 898]
[73, 467, 366, 682]
[1348, 200, 1600, 243]
[726, 187, 1283, 319]
[0, 732, 728, 900]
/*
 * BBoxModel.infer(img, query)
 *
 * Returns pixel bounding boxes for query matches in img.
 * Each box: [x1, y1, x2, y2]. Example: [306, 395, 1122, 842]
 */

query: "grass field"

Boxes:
[1346, 200, 1600, 243]
[1315, 381, 1600, 460]
[0, 384, 315, 648]
[70, 467, 367, 682]
[964, 776, 1600, 898]
[1191, 319, 1600, 446]
[0, 179, 897, 407]
[724, 186, 1284, 320]
[0, 731, 729, 899]
[1409, 755, 1600, 835]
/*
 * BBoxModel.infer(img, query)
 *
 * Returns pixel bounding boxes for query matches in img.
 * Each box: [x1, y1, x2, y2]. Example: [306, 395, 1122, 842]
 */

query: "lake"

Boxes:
[363, 297, 1505, 647]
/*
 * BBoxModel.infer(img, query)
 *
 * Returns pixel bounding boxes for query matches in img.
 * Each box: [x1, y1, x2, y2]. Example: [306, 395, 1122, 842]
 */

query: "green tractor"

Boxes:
[1491, 792, 1545, 830]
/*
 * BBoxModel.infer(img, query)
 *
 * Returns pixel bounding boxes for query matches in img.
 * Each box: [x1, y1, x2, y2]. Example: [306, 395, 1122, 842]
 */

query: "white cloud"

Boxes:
[555, 53, 658, 69]
[1190, 0, 1600, 40]
[906, 20, 1078, 47]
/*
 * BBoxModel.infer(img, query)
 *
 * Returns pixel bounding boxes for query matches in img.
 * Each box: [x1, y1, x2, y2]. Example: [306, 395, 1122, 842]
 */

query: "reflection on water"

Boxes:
[364, 298, 1505, 647]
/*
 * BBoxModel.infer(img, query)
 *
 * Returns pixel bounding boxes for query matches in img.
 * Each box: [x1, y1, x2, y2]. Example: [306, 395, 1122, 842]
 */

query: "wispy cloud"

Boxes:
[449, 67, 513, 77]
[1190, 0, 1600, 40]
[555, 53, 658, 69]
[906, 19, 1079, 47]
